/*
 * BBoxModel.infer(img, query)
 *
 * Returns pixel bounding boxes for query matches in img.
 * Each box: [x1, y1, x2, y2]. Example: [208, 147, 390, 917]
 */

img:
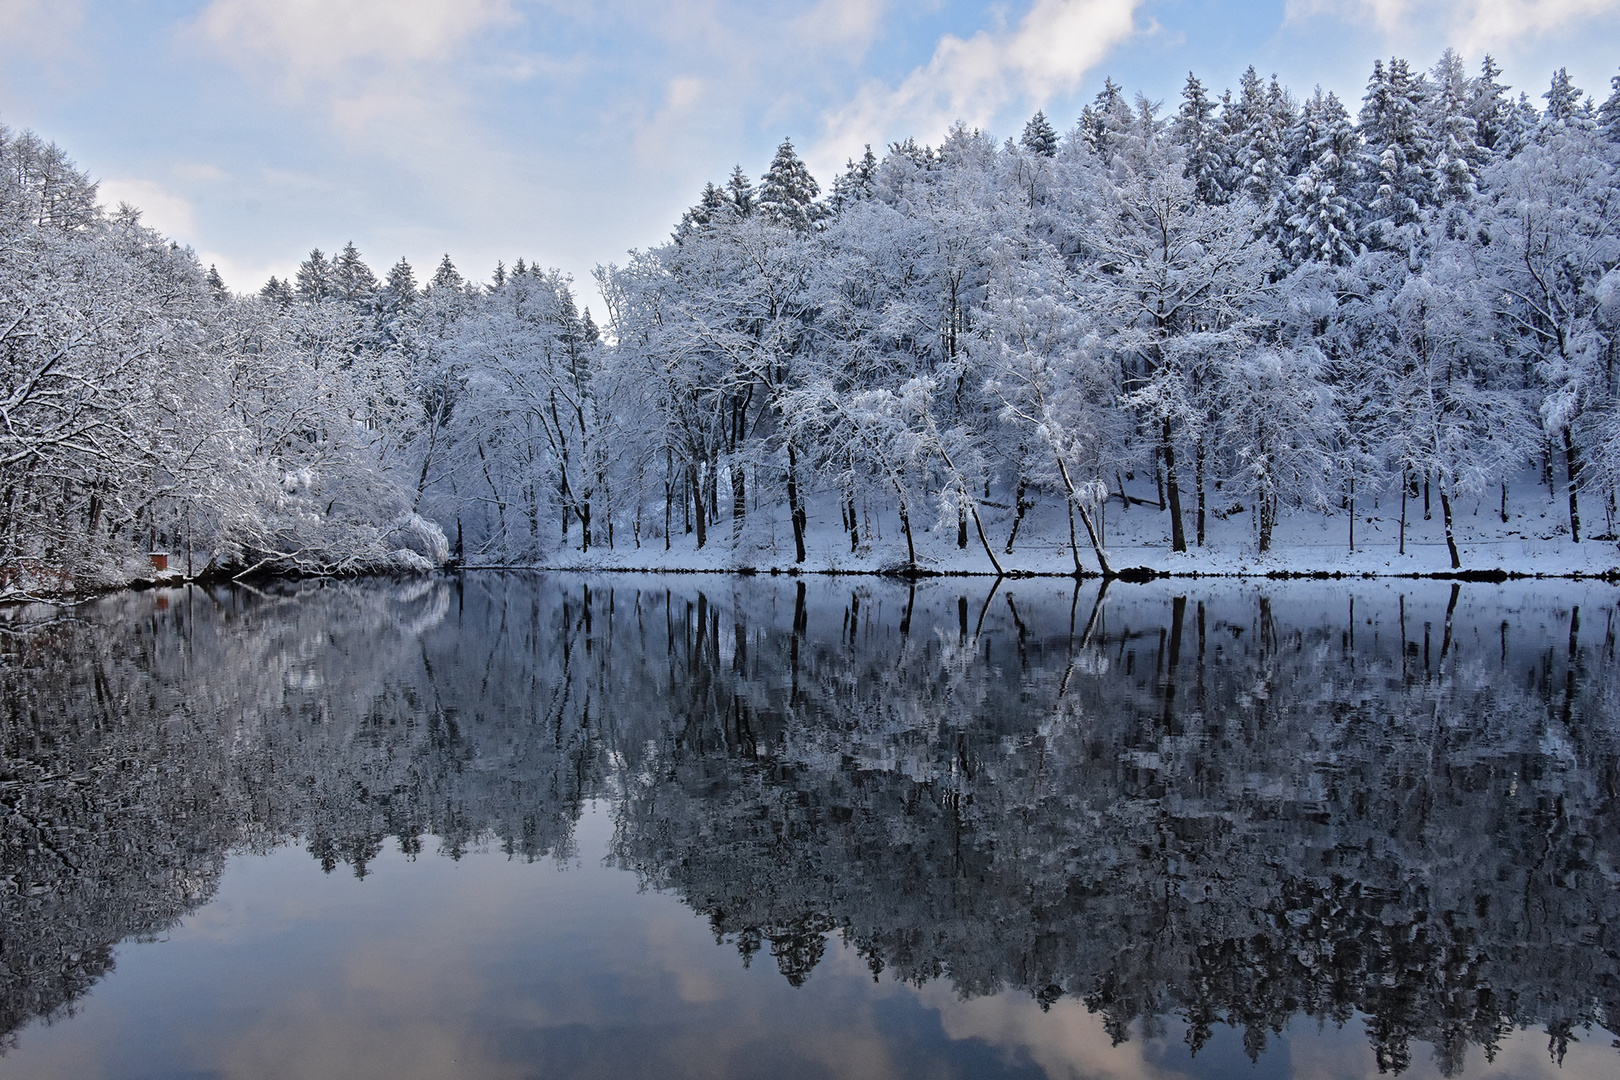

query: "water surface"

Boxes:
[2, 574, 1618, 1079]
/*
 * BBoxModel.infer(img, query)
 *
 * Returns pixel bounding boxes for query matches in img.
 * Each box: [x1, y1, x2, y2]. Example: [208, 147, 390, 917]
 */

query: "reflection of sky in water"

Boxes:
[5, 801, 1612, 1080]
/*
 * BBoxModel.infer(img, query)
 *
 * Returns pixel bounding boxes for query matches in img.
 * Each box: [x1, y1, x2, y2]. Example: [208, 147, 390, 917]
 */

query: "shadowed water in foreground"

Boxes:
[2, 573, 1618, 1079]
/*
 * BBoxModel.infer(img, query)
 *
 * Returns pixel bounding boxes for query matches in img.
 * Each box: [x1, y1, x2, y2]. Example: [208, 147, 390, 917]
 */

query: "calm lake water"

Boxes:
[2, 573, 1618, 1080]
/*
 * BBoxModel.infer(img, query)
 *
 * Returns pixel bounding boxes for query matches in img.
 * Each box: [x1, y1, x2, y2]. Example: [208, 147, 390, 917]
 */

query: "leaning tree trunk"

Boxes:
[1054, 455, 1112, 577]
[1439, 482, 1461, 569]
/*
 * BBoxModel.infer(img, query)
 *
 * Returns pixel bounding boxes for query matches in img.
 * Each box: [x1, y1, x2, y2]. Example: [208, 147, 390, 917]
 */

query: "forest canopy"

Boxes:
[3, 52, 1619, 589]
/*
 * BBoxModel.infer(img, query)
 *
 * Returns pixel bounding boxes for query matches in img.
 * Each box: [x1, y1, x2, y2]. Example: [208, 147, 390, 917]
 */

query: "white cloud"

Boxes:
[1284, 0, 1620, 54]
[812, 0, 1143, 174]
[0, 0, 84, 56]
[192, 0, 521, 83]
[791, 0, 889, 50]
[98, 178, 198, 239]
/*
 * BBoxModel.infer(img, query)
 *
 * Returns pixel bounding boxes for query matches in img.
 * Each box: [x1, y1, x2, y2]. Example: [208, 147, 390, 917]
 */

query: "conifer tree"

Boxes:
[1278, 89, 1361, 266]
[1173, 72, 1226, 203]
[1468, 55, 1514, 154]
[676, 182, 729, 239]
[725, 166, 755, 216]
[380, 258, 417, 312]
[205, 264, 228, 300]
[331, 241, 379, 306]
[1600, 69, 1620, 141]
[830, 146, 879, 212]
[429, 254, 462, 292]
[1358, 57, 1433, 250]
[758, 137, 823, 231]
[1541, 68, 1584, 128]
[295, 248, 332, 303]
[1020, 110, 1058, 157]
[1080, 77, 1132, 160]
[1425, 50, 1486, 214]
[259, 275, 294, 307]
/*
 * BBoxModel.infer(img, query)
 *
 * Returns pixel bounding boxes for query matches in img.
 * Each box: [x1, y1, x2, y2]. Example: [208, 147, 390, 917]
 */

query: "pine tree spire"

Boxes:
[725, 166, 755, 216]
[758, 137, 823, 231]
[295, 248, 331, 303]
[429, 254, 462, 291]
[1020, 110, 1058, 157]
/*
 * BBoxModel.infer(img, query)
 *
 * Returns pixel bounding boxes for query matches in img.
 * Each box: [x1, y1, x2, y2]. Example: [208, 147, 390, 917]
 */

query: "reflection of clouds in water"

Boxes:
[1287, 1016, 1620, 1080]
[917, 984, 1179, 1080]
[218, 1016, 525, 1080]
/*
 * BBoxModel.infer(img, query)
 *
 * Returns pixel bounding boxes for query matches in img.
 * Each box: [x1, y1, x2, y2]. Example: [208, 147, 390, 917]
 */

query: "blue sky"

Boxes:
[1, 0, 1616, 312]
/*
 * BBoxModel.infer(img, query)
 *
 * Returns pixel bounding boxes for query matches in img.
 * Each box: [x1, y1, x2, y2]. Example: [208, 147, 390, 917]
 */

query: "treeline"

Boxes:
[3, 52, 1619, 586]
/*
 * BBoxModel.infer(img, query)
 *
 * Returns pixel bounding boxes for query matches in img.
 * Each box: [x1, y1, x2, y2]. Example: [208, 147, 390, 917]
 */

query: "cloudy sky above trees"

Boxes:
[1, 0, 1615, 303]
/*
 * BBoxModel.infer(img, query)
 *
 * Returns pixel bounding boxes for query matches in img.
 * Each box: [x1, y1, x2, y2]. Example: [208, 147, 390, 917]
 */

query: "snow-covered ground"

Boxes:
[531, 468, 1620, 578]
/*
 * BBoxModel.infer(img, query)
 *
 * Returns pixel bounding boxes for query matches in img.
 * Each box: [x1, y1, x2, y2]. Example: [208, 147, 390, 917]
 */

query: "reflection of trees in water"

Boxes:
[2, 576, 1617, 1072]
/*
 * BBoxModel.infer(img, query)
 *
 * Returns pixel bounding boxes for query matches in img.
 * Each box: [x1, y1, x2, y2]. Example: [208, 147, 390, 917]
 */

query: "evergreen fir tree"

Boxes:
[676, 181, 729, 240]
[830, 145, 879, 212]
[1230, 67, 1291, 211]
[1172, 72, 1226, 204]
[758, 137, 823, 231]
[1468, 55, 1513, 155]
[1283, 159, 1358, 267]
[380, 257, 417, 312]
[1358, 57, 1433, 250]
[1080, 77, 1131, 160]
[1425, 49, 1486, 211]
[331, 241, 379, 305]
[205, 264, 228, 301]
[490, 260, 506, 290]
[295, 248, 332, 303]
[1277, 88, 1361, 266]
[1600, 69, 1620, 141]
[1020, 110, 1058, 157]
[429, 254, 462, 292]
[259, 275, 294, 307]
[1542, 67, 1584, 127]
[725, 165, 755, 216]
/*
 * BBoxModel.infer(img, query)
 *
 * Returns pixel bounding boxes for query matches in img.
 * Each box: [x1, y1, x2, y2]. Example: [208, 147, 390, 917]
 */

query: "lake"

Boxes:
[2, 573, 1617, 1080]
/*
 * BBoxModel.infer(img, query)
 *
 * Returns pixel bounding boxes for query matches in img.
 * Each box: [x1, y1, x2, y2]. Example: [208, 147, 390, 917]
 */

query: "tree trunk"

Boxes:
[786, 443, 806, 563]
[1195, 439, 1206, 547]
[1348, 477, 1355, 553]
[1004, 479, 1030, 554]
[957, 506, 968, 549]
[689, 460, 707, 549]
[1258, 493, 1275, 553]
[1399, 471, 1408, 556]
[1161, 417, 1186, 552]
[731, 458, 746, 542]
[897, 499, 916, 571]
[1439, 484, 1460, 568]
[1564, 425, 1582, 543]
[968, 499, 1004, 577]
[1054, 457, 1112, 577]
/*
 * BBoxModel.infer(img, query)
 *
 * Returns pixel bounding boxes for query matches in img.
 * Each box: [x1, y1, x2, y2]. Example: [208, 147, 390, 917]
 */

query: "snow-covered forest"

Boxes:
[4, 52, 1620, 588]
